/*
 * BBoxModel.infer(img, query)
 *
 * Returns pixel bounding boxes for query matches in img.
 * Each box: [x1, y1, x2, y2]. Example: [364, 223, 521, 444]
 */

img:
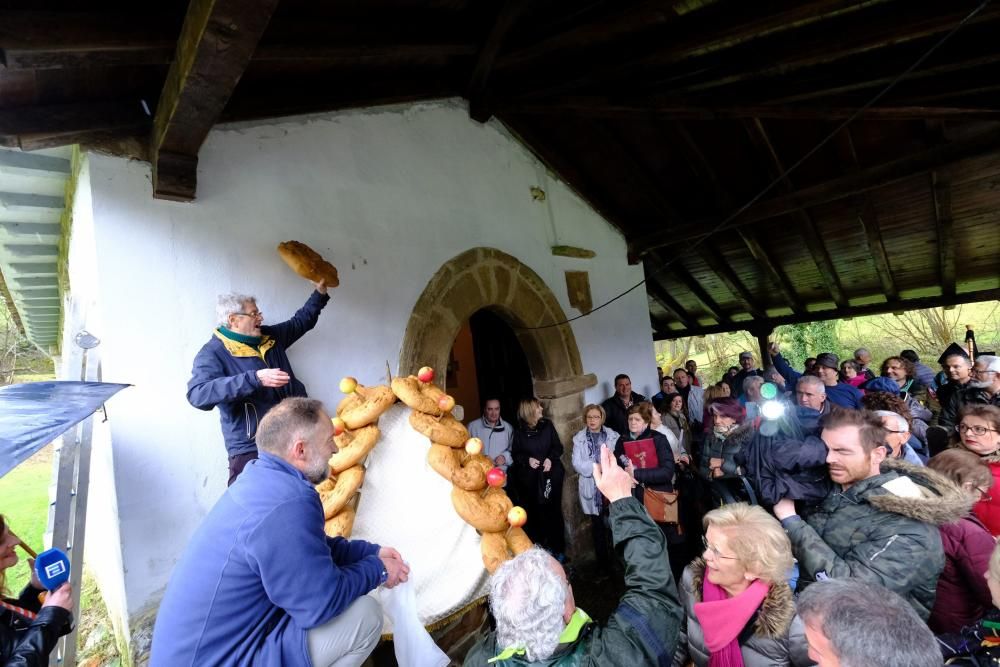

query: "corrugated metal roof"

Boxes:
[0, 146, 71, 353]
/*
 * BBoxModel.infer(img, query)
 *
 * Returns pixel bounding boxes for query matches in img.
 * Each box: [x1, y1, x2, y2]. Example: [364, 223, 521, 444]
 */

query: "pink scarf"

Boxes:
[693, 577, 770, 667]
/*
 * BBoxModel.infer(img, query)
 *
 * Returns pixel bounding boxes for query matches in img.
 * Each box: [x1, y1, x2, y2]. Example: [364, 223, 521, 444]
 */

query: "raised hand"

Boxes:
[594, 445, 634, 503]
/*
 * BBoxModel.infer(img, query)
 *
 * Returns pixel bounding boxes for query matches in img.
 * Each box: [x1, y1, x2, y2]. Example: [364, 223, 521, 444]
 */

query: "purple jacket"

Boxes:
[929, 514, 996, 635]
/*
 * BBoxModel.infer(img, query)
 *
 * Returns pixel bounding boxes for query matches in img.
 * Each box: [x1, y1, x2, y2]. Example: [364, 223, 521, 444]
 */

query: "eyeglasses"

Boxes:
[702, 535, 738, 560]
[976, 486, 993, 502]
[233, 311, 263, 319]
[972, 369, 998, 377]
[956, 424, 1000, 436]
[884, 429, 908, 435]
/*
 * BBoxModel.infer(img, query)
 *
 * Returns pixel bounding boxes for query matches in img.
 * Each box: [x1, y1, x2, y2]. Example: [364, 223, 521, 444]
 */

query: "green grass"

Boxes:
[0, 447, 51, 594]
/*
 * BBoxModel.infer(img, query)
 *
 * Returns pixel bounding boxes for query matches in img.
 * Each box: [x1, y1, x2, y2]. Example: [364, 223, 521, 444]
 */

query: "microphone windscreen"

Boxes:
[35, 548, 71, 590]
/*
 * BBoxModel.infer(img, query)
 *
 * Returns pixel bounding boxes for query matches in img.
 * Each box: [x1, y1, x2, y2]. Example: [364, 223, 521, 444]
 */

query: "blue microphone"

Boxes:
[34, 548, 71, 590]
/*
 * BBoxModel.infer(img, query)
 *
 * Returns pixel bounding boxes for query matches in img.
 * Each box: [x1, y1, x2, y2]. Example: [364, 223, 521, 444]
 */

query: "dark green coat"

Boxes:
[786, 458, 970, 620]
[463, 497, 681, 666]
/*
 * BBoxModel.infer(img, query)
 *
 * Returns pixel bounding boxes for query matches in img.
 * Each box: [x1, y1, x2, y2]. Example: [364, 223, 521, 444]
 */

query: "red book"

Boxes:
[623, 438, 659, 469]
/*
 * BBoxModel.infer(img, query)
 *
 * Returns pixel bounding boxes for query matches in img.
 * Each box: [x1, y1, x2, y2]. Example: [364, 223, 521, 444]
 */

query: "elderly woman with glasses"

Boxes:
[951, 404, 1000, 536]
[674, 503, 809, 667]
[1, 515, 74, 665]
[571, 403, 619, 569]
[925, 449, 997, 634]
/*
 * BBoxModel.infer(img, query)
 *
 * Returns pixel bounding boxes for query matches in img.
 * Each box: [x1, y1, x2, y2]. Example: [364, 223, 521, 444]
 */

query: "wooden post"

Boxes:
[753, 326, 774, 370]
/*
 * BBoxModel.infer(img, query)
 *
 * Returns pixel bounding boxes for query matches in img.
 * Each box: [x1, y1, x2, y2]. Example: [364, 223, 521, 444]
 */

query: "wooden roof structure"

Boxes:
[1, 0, 998, 342]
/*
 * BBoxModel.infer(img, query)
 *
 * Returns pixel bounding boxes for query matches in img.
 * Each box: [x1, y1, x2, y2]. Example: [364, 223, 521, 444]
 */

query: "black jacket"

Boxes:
[600, 393, 647, 439]
[510, 419, 565, 502]
[1, 584, 73, 667]
[615, 428, 675, 495]
[940, 384, 1000, 429]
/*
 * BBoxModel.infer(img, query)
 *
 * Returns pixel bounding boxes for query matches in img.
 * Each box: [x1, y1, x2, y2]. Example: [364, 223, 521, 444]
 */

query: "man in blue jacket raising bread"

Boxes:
[150, 398, 409, 667]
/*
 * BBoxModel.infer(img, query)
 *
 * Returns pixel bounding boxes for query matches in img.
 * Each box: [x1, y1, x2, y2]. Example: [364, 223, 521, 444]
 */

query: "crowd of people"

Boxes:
[486, 335, 1000, 665]
[7, 274, 995, 666]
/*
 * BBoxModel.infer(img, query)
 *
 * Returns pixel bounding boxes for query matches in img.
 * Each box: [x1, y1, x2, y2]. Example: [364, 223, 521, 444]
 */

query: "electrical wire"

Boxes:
[521, 0, 994, 331]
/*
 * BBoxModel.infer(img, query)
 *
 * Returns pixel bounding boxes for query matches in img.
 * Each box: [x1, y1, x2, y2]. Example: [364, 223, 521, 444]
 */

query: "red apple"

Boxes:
[417, 366, 435, 383]
[331, 417, 346, 437]
[486, 467, 506, 488]
[438, 394, 455, 413]
[465, 437, 483, 456]
[339, 376, 358, 394]
[507, 506, 527, 528]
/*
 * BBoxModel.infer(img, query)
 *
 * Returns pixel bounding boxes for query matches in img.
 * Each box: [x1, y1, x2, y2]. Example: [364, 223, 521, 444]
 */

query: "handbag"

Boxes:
[644, 487, 681, 528]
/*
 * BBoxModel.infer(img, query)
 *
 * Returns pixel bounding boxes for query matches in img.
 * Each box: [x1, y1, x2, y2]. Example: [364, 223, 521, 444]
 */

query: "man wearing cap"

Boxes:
[940, 355, 1000, 430]
[771, 347, 863, 410]
[727, 351, 763, 398]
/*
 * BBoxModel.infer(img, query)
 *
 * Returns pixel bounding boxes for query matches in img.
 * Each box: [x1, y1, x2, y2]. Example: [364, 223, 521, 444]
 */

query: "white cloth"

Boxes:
[352, 404, 489, 632]
[379, 581, 450, 667]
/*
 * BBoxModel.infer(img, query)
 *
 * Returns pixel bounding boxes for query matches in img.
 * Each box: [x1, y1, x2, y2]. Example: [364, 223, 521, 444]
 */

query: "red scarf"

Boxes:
[694, 577, 769, 667]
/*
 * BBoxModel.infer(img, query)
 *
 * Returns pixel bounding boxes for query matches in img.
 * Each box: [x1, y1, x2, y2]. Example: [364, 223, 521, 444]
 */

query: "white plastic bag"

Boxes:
[380, 579, 450, 667]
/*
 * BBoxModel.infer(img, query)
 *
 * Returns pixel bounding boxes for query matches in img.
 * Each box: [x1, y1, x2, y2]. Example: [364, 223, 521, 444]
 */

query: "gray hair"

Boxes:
[743, 375, 765, 393]
[255, 397, 326, 455]
[853, 347, 870, 361]
[489, 547, 567, 661]
[216, 292, 256, 327]
[797, 579, 939, 667]
[797, 375, 826, 394]
[872, 410, 908, 434]
[977, 355, 1000, 373]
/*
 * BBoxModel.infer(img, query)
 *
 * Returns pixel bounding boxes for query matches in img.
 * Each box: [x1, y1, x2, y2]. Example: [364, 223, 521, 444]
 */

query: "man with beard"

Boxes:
[151, 398, 409, 667]
[939, 354, 1000, 429]
[773, 409, 965, 620]
[727, 351, 763, 398]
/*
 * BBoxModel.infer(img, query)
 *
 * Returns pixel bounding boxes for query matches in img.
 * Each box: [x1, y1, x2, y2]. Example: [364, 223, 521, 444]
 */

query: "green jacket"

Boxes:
[463, 497, 681, 666]
[785, 458, 970, 621]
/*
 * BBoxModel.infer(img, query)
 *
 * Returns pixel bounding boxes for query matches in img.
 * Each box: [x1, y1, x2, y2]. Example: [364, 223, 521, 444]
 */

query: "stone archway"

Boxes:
[399, 247, 597, 558]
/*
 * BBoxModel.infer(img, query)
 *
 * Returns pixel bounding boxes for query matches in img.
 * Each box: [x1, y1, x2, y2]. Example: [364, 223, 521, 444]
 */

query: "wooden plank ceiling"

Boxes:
[1, 0, 997, 337]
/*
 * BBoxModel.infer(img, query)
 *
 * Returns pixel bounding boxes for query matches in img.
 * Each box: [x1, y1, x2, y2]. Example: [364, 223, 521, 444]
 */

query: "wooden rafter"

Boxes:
[644, 273, 697, 331]
[466, 0, 532, 122]
[150, 0, 281, 201]
[743, 118, 847, 308]
[738, 229, 805, 314]
[630, 123, 1000, 254]
[697, 247, 764, 320]
[932, 170, 956, 298]
[656, 288, 1000, 339]
[0, 101, 150, 151]
[497, 100, 1000, 122]
[504, 0, 894, 100]
[665, 263, 731, 325]
[839, 127, 899, 302]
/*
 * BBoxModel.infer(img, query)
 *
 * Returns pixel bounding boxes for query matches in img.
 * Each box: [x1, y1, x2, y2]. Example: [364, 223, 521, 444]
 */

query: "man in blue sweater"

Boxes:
[771, 346, 863, 410]
[151, 398, 409, 667]
[188, 281, 330, 485]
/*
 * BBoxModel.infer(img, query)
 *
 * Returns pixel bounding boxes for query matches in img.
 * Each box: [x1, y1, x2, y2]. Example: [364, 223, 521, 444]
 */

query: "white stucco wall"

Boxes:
[76, 99, 656, 619]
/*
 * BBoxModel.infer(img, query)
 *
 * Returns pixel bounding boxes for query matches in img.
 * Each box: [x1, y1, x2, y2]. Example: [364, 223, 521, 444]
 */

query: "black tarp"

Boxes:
[0, 381, 129, 478]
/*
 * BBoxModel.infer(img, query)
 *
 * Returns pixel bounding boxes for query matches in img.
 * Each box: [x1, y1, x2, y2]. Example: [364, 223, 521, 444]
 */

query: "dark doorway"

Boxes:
[468, 309, 534, 426]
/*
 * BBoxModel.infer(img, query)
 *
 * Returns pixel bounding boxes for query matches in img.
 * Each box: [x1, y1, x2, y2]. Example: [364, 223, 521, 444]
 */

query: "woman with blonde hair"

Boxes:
[571, 403, 619, 569]
[510, 398, 567, 561]
[674, 503, 809, 666]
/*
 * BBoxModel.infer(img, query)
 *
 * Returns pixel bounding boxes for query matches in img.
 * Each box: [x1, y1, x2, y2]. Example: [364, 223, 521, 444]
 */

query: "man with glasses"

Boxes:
[188, 280, 330, 485]
[940, 355, 1000, 430]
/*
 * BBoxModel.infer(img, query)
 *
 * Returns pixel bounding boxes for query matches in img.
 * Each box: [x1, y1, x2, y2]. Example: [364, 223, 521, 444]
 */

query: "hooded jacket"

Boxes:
[672, 560, 811, 667]
[700, 421, 755, 480]
[462, 497, 681, 666]
[929, 512, 995, 634]
[1, 584, 73, 667]
[187, 290, 329, 457]
[785, 458, 969, 620]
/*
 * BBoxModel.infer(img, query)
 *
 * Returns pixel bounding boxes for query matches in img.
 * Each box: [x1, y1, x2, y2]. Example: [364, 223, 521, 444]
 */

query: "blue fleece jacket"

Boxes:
[772, 353, 863, 409]
[187, 290, 329, 456]
[149, 453, 383, 667]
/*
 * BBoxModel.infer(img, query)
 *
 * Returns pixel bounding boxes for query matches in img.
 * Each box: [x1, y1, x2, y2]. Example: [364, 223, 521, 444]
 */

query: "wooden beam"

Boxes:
[654, 288, 1000, 340]
[646, 3, 1000, 98]
[630, 123, 1000, 253]
[738, 230, 805, 314]
[932, 170, 956, 298]
[743, 118, 847, 308]
[151, 0, 281, 201]
[466, 0, 532, 122]
[664, 263, 731, 325]
[497, 99, 1000, 121]
[504, 0, 893, 100]
[645, 275, 697, 331]
[855, 198, 900, 302]
[697, 247, 765, 320]
[0, 101, 150, 151]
